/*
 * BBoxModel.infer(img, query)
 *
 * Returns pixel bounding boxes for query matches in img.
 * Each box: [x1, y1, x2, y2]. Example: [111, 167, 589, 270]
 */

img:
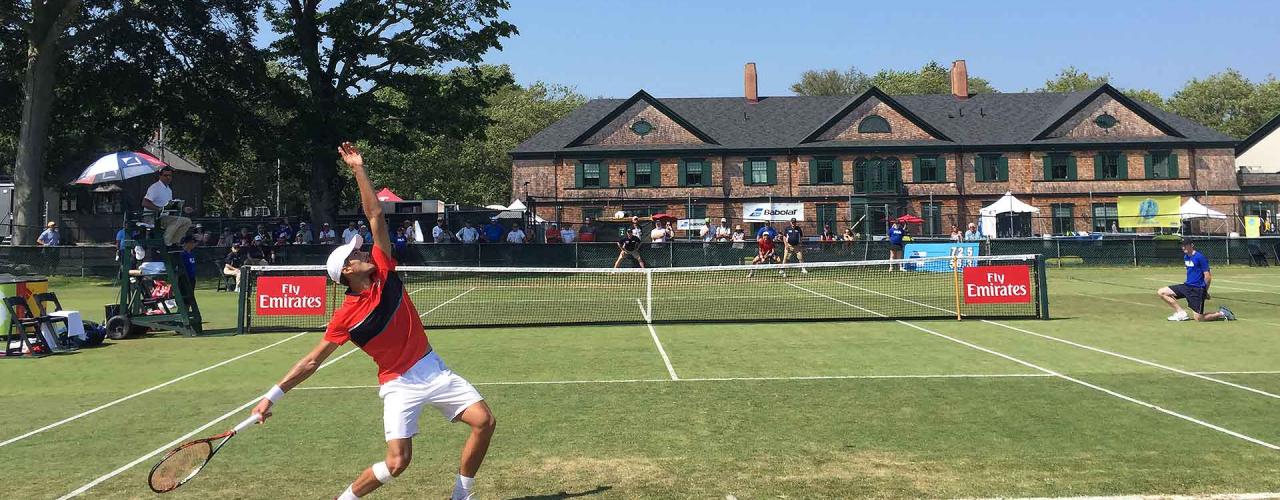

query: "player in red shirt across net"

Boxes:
[249, 143, 494, 500]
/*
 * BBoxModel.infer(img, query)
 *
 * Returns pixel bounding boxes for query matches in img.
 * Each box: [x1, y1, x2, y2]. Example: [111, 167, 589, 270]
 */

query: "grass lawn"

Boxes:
[3, 265, 1279, 499]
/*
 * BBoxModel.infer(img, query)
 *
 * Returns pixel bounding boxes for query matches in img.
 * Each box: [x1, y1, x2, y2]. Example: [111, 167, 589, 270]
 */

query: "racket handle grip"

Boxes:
[233, 414, 260, 433]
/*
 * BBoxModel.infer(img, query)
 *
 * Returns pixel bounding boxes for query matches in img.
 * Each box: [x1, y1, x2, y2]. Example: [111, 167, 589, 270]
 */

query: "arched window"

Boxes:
[858, 115, 892, 134]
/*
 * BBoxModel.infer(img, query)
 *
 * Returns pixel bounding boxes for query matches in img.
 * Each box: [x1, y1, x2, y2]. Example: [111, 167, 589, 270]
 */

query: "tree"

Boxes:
[1124, 88, 1166, 108]
[790, 67, 872, 96]
[1040, 66, 1109, 92]
[262, 0, 517, 226]
[791, 61, 995, 96]
[358, 66, 586, 206]
[5, 1, 262, 244]
[1167, 69, 1279, 138]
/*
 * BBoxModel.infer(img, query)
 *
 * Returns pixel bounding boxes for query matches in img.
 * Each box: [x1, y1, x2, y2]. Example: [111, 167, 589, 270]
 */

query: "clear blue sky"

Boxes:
[477, 0, 1279, 98]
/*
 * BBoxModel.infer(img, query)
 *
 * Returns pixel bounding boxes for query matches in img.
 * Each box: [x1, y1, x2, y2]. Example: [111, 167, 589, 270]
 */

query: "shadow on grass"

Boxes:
[507, 485, 612, 500]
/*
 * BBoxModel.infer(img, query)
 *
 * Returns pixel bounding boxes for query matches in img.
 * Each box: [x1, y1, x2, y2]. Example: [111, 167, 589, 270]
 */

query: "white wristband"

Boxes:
[263, 385, 285, 403]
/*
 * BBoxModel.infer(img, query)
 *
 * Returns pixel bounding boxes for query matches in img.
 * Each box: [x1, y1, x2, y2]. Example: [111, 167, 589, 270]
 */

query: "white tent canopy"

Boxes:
[979, 192, 1040, 237]
[493, 199, 542, 222]
[1180, 197, 1227, 220]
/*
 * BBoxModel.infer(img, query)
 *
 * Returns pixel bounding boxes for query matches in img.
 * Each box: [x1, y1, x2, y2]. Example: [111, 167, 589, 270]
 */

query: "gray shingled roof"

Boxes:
[513, 86, 1234, 156]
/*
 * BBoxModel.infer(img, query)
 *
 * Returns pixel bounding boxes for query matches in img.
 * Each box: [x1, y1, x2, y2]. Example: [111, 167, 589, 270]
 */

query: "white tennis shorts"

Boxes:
[378, 351, 484, 441]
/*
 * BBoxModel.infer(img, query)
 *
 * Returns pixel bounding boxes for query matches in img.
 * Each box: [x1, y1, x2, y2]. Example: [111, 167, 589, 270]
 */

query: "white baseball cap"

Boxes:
[326, 234, 363, 283]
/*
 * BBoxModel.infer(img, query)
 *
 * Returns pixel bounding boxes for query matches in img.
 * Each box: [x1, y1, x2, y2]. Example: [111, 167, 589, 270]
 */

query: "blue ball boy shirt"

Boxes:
[1184, 250, 1209, 288]
[755, 226, 777, 241]
[888, 227, 905, 245]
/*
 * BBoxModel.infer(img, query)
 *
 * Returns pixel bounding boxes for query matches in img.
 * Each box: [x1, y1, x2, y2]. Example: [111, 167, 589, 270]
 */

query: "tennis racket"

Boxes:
[147, 414, 260, 493]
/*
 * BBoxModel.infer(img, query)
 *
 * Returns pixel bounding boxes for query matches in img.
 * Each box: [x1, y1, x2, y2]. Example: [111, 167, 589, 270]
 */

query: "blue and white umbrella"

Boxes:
[70, 151, 169, 185]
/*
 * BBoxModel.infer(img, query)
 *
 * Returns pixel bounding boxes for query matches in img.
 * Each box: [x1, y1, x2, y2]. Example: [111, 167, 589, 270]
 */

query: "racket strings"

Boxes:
[150, 441, 212, 492]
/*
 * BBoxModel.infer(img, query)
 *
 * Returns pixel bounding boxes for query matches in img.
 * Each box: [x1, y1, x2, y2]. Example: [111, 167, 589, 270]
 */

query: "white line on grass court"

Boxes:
[58, 345, 363, 499]
[1142, 277, 1280, 295]
[1216, 279, 1280, 288]
[295, 372, 1058, 390]
[979, 492, 1280, 500]
[1071, 291, 1280, 328]
[840, 283, 1280, 401]
[419, 286, 476, 318]
[0, 330, 311, 449]
[638, 299, 679, 380]
[787, 282, 1280, 451]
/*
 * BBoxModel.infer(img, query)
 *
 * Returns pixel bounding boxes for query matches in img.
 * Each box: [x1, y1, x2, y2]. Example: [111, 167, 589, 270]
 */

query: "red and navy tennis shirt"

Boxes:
[324, 245, 428, 384]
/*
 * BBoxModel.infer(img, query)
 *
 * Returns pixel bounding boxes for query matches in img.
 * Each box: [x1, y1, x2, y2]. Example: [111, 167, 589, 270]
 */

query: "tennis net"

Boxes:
[236, 254, 1048, 332]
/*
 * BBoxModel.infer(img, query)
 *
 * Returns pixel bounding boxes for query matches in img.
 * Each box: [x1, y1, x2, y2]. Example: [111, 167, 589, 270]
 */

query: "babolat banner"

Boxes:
[742, 202, 805, 221]
[1117, 195, 1181, 228]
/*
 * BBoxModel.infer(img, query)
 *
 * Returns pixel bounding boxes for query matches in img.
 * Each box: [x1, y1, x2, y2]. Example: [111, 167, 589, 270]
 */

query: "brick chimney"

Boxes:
[744, 62, 759, 103]
[951, 60, 969, 100]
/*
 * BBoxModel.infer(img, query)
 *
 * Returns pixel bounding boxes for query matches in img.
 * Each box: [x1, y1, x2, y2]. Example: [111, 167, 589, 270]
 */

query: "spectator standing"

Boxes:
[178, 236, 199, 316]
[456, 221, 480, 244]
[714, 218, 732, 242]
[342, 222, 360, 243]
[142, 166, 192, 246]
[217, 228, 234, 247]
[545, 224, 563, 244]
[628, 216, 643, 239]
[276, 220, 294, 242]
[963, 223, 981, 241]
[358, 223, 373, 243]
[402, 220, 416, 241]
[318, 223, 337, 244]
[505, 224, 527, 244]
[559, 223, 576, 243]
[842, 228, 858, 241]
[731, 224, 746, 249]
[578, 218, 596, 243]
[432, 219, 453, 243]
[949, 225, 962, 242]
[821, 227, 836, 242]
[650, 221, 671, 243]
[482, 219, 505, 243]
[37, 221, 60, 246]
[224, 243, 245, 290]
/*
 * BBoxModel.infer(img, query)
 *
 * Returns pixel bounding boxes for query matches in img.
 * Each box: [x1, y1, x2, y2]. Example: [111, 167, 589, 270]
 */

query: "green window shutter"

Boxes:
[677, 160, 687, 187]
[1117, 153, 1128, 180]
[599, 162, 609, 187]
[627, 160, 636, 187]
[1042, 156, 1053, 181]
[575, 162, 585, 188]
[912, 157, 921, 183]
[743, 161, 753, 186]
[766, 159, 777, 185]
[997, 156, 1008, 181]
[1144, 153, 1154, 179]
[652, 160, 661, 187]
[1066, 155, 1077, 180]
[938, 156, 947, 182]
[808, 159, 818, 185]
[1094, 154, 1105, 180]
[974, 156, 985, 182]
[832, 158, 843, 184]
[1168, 152, 1179, 179]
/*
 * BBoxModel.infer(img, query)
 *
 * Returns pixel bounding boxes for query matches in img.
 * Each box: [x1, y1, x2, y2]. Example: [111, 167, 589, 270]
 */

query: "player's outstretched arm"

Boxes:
[338, 142, 392, 254]
[251, 340, 341, 422]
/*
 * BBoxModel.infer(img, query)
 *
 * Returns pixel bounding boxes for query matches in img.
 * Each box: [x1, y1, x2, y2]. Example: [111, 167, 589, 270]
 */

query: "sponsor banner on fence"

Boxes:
[1117, 195, 1181, 228]
[742, 202, 805, 222]
[903, 242, 979, 272]
[1244, 216, 1261, 238]
[256, 276, 328, 316]
[962, 265, 1032, 304]
[676, 219, 707, 231]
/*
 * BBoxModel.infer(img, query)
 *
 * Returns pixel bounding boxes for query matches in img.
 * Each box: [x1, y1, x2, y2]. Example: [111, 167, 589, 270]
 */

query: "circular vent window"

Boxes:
[1094, 113, 1118, 129]
[630, 120, 654, 136]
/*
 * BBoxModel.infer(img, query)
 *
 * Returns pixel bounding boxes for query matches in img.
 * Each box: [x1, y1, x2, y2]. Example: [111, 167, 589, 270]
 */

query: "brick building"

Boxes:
[512, 61, 1275, 237]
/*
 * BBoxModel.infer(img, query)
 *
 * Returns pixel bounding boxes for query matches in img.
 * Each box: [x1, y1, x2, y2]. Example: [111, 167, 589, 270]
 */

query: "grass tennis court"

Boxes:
[5, 266, 1280, 499]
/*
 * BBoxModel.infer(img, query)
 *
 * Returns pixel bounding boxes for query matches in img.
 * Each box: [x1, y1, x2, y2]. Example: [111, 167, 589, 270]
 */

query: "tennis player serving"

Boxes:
[249, 142, 495, 500]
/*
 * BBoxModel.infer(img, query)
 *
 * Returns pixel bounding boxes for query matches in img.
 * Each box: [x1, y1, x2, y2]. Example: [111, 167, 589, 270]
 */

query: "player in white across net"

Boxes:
[249, 143, 495, 500]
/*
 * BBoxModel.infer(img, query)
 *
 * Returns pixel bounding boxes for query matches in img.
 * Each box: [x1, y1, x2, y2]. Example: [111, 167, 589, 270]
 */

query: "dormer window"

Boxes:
[858, 115, 891, 134]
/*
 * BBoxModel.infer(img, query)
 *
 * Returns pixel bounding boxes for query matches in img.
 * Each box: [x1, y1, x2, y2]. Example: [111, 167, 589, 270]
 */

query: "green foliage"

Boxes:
[1124, 88, 1165, 108]
[1168, 69, 1280, 138]
[1040, 66, 1110, 92]
[791, 61, 995, 96]
[358, 67, 586, 205]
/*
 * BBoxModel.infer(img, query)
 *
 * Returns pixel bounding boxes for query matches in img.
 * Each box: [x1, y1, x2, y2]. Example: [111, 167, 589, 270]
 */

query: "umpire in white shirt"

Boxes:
[142, 166, 191, 246]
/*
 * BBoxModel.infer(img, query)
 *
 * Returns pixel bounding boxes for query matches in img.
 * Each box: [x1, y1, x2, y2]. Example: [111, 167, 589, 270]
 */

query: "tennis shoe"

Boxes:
[1167, 311, 1189, 321]
[780, 270, 787, 278]
[801, 268, 808, 274]
[1219, 306, 1236, 321]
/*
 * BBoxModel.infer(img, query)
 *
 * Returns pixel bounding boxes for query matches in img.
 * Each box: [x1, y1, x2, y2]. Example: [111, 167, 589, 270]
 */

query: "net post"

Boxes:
[1131, 239, 1138, 266]
[235, 265, 249, 335]
[1054, 240, 1062, 268]
[644, 269, 653, 324]
[951, 255, 962, 321]
[1224, 237, 1231, 266]
[1035, 255, 1050, 320]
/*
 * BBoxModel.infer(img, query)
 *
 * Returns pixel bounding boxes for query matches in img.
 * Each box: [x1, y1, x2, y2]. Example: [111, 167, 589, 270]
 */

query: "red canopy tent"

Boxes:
[890, 214, 924, 224]
[376, 188, 403, 202]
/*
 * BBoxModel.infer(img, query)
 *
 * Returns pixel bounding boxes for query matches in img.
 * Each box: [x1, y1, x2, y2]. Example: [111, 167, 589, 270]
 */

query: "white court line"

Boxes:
[638, 299, 679, 380]
[787, 282, 883, 316]
[1142, 277, 1280, 295]
[419, 286, 476, 318]
[58, 345, 362, 499]
[836, 282, 1280, 401]
[0, 331, 311, 449]
[295, 372, 1058, 390]
[836, 280, 955, 315]
[1071, 291, 1280, 328]
[1217, 279, 1280, 289]
[786, 283, 1280, 451]
[973, 492, 1280, 500]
